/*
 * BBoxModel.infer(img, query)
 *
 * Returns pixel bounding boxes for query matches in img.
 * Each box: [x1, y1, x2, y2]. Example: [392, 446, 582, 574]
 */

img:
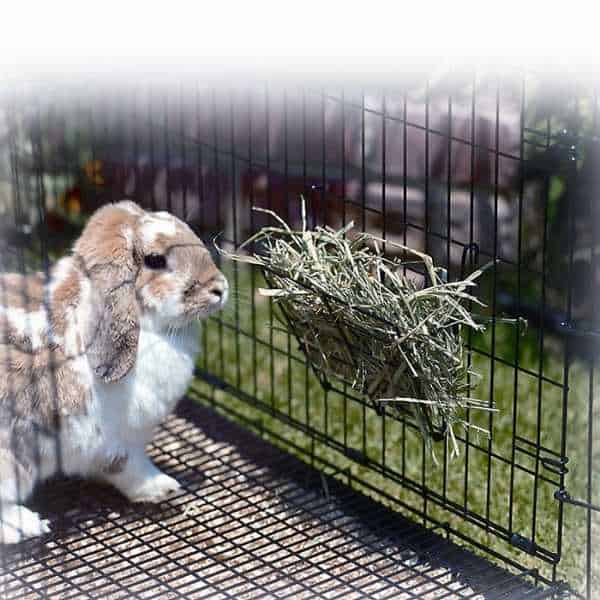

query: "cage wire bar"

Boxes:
[0, 71, 597, 598]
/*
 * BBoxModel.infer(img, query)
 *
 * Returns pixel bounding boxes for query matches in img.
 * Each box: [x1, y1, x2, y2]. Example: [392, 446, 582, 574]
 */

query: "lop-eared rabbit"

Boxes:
[0, 201, 228, 543]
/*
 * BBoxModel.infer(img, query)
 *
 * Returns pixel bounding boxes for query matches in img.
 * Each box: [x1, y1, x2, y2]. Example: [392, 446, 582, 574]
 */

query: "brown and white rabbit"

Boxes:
[0, 200, 228, 544]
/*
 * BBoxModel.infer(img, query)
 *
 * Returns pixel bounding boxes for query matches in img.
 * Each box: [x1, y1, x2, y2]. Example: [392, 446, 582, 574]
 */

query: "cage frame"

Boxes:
[0, 71, 597, 598]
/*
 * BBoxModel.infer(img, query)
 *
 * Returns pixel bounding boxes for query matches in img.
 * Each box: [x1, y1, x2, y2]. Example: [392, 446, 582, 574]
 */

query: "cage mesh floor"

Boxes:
[0, 399, 553, 599]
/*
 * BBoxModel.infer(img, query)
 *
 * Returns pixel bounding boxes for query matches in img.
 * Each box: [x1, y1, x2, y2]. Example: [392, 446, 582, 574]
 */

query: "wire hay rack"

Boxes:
[221, 202, 515, 454]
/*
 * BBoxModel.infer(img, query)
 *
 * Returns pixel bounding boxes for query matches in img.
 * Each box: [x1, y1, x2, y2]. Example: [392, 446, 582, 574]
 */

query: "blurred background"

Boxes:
[1, 73, 598, 338]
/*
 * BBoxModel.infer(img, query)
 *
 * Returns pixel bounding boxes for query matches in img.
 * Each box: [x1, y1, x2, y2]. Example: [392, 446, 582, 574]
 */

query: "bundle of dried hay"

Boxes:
[221, 199, 502, 458]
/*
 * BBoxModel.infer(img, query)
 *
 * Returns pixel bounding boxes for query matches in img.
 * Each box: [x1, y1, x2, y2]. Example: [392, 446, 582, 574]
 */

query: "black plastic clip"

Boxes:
[555, 129, 579, 163]
[557, 320, 600, 341]
[555, 489, 600, 513]
[540, 455, 569, 476]
[510, 533, 536, 554]
[344, 447, 369, 465]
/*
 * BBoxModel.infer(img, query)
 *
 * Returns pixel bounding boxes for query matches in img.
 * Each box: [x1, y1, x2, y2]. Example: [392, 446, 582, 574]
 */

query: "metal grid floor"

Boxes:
[0, 400, 555, 599]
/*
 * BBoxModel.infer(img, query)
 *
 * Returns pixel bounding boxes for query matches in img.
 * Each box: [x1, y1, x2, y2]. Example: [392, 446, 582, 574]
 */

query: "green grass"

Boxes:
[190, 261, 599, 595]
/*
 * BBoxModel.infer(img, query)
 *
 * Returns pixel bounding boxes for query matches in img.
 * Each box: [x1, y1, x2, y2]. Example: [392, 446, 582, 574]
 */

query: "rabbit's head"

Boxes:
[73, 201, 228, 382]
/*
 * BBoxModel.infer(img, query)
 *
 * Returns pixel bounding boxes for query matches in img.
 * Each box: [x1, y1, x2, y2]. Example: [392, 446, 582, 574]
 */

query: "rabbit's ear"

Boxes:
[87, 262, 140, 382]
[74, 202, 143, 383]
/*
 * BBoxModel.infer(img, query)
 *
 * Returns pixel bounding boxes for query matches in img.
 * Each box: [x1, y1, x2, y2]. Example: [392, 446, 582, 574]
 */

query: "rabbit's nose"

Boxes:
[209, 275, 229, 305]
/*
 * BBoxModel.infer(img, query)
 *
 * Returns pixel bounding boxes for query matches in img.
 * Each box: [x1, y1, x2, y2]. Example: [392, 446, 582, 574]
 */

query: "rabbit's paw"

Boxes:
[0, 505, 51, 544]
[128, 473, 182, 504]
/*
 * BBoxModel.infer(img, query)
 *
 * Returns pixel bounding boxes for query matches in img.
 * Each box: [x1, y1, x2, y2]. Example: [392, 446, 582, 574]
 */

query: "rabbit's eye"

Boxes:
[144, 253, 167, 270]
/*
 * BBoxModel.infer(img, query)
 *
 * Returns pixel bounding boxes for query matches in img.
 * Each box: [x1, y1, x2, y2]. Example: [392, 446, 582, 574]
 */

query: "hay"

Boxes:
[220, 199, 503, 457]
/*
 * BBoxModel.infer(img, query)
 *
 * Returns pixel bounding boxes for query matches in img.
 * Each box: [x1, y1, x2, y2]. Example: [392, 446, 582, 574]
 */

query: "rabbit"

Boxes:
[0, 200, 228, 544]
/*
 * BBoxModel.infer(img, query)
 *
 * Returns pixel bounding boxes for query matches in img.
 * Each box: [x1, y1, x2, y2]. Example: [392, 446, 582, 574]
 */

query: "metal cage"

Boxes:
[0, 71, 597, 599]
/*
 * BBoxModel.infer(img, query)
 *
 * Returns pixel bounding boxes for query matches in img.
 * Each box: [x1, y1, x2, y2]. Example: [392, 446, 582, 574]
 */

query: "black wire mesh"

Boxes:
[0, 72, 597, 598]
[0, 399, 561, 599]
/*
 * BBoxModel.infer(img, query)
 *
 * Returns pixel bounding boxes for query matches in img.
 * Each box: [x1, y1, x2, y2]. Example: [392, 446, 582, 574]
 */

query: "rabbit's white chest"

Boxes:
[54, 322, 201, 478]
[128, 323, 201, 429]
